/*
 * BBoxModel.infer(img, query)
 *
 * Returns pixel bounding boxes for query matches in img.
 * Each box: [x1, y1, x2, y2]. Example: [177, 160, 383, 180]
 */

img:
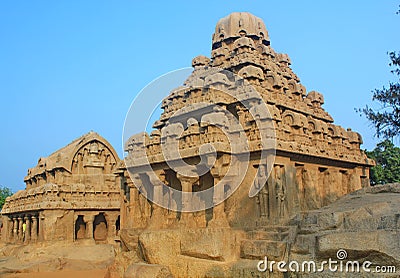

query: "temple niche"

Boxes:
[113, 12, 375, 277]
[1, 131, 121, 244]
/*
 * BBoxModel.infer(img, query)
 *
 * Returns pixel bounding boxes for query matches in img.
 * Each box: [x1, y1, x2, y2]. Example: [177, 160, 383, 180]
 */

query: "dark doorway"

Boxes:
[93, 213, 108, 241]
[115, 215, 120, 235]
[75, 215, 86, 240]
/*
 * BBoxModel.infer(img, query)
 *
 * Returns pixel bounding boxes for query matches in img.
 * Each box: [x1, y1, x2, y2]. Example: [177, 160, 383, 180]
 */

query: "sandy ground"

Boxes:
[0, 242, 116, 278]
[2, 269, 108, 278]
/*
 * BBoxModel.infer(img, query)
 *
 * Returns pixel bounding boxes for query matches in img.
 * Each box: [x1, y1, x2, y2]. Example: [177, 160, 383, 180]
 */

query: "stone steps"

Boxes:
[240, 239, 287, 260]
[240, 223, 301, 263]
[240, 225, 294, 261]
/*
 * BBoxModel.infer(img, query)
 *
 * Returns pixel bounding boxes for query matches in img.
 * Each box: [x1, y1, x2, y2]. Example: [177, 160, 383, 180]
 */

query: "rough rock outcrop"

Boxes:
[291, 183, 400, 271]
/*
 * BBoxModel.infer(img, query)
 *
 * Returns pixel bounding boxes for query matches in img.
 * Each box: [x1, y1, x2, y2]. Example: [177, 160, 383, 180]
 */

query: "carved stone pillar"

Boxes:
[13, 217, 18, 243]
[86, 215, 95, 239]
[150, 170, 167, 204]
[128, 185, 140, 228]
[151, 174, 163, 208]
[7, 217, 14, 243]
[106, 214, 117, 237]
[176, 173, 198, 226]
[209, 168, 229, 227]
[31, 216, 38, 241]
[132, 174, 151, 226]
[120, 188, 127, 230]
[17, 217, 23, 242]
[147, 171, 166, 228]
[24, 216, 31, 242]
[165, 186, 178, 226]
[39, 215, 46, 241]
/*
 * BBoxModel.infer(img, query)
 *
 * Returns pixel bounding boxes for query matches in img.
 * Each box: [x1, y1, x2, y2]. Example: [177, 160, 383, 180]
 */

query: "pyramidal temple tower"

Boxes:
[120, 11, 374, 231]
[115, 12, 375, 277]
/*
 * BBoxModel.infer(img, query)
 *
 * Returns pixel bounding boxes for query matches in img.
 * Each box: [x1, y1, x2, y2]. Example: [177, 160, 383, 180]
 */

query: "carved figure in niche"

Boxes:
[90, 141, 99, 153]
[77, 153, 84, 173]
[254, 164, 269, 218]
[104, 154, 112, 173]
[83, 148, 89, 165]
[275, 166, 287, 218]
[101, 151, 106, 164]
[88, 142, 100, 163]
[302, 168, 319, 210]
[296, 166, 305, 210]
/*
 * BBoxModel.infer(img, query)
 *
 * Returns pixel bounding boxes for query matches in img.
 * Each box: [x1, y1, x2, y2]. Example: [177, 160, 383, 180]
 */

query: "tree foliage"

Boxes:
[366, 140, 400, 185]
[359, 6, 400, 139]
[0, 185, 13, 210]
[359, 51, 400, 139]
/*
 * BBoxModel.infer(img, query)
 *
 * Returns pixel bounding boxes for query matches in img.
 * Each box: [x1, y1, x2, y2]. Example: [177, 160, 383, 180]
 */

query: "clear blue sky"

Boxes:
[0, 1, 399, 192]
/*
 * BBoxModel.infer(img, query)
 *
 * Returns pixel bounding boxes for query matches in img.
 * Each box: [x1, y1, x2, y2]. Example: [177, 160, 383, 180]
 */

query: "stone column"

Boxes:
[176, 173, 198, 226]
[148, 171, 167, 228]
[31, 216, 38, 241]
[150, 170, 166, 203]
[119, 175, 129, 230]
[6, 217, 13, 243]
[106, 214, 117, 237]
[39, 215, 45, 241]
[153, 182, 163, 202]
[131, 174, 149, 228]
[24, 216, 31, 242]
[86, 215, 95, 239]
[209, 169, 229, 227]
[13, 217, 18, 243]
[128, 185, 140, 228]
[17, 217, 23, 242]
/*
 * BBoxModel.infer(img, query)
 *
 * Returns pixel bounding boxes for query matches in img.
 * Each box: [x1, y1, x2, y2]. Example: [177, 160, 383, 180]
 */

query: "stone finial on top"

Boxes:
[212, 12, 270, 48]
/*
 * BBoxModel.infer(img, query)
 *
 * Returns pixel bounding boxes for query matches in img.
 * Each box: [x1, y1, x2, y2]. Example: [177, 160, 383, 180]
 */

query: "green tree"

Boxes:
[0, 185, 13, 210]
[366, 140, 400, 185]
[359, 6, 400, 185]
[359, 4, 399, 139]
[359, 51, 400, 139]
